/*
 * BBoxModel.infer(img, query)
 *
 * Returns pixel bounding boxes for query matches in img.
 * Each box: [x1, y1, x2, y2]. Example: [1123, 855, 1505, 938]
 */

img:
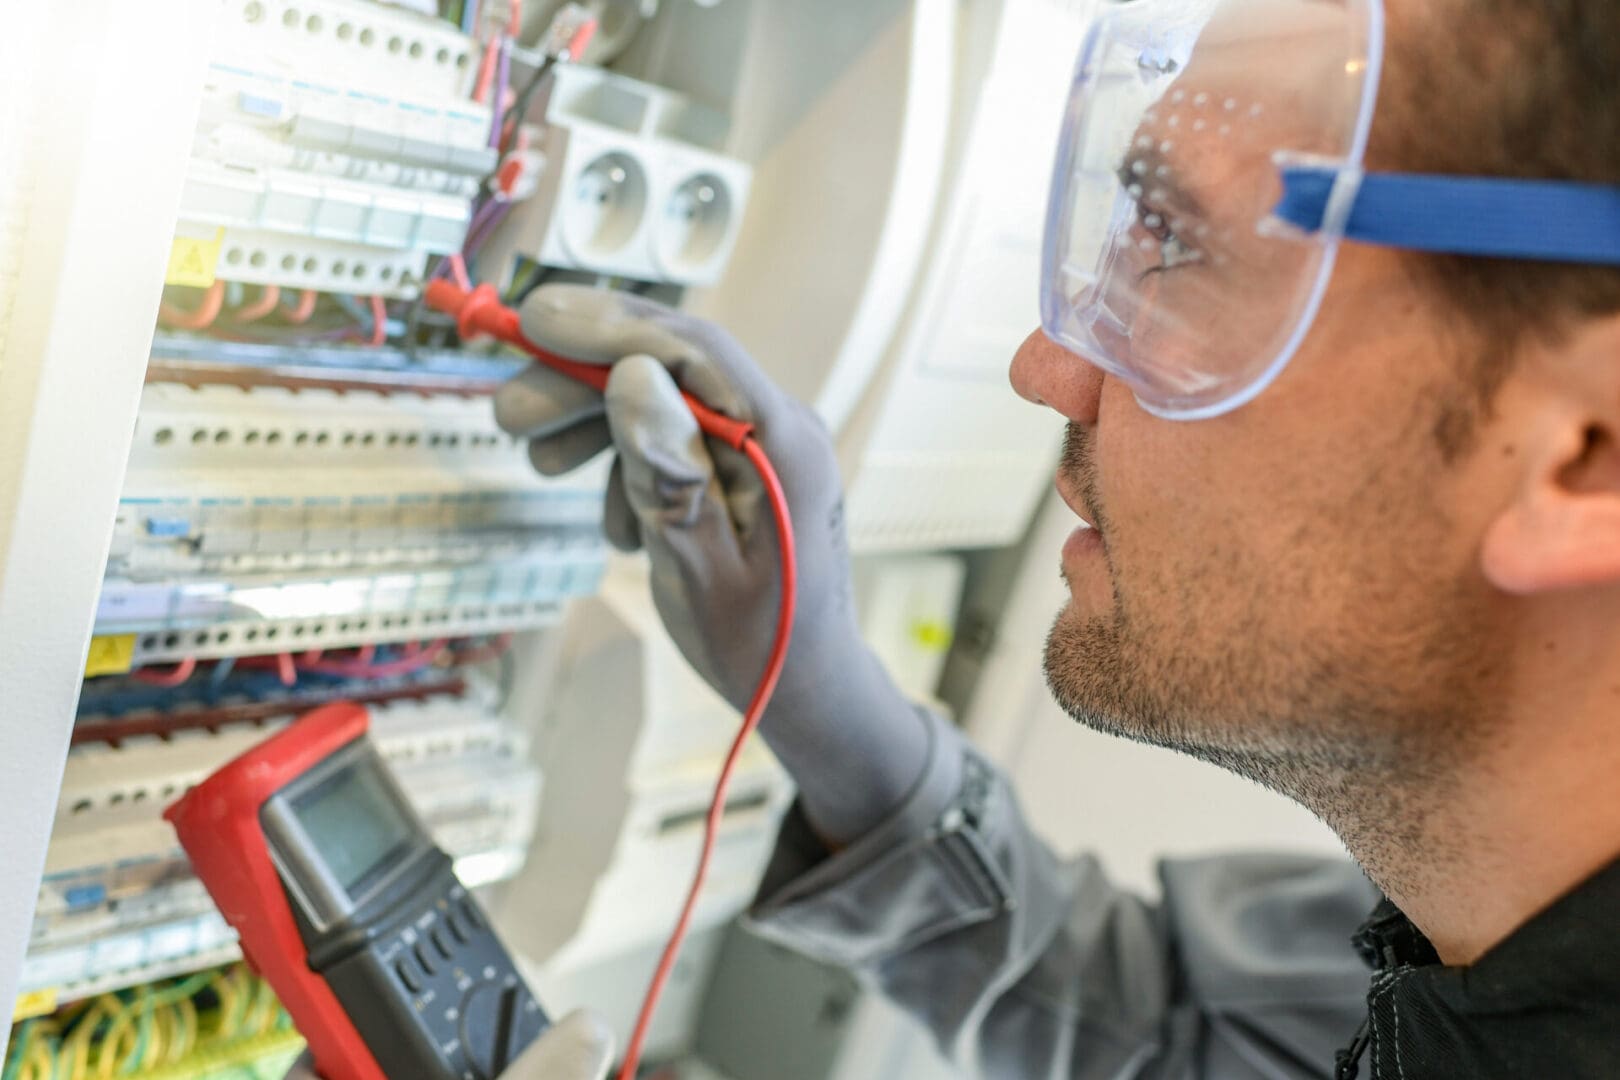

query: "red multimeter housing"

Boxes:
[165, 703, 547, 1080]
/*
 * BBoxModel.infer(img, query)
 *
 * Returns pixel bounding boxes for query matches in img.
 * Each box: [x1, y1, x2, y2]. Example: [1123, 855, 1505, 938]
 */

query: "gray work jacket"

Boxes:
[745, 712, 1380, 1079]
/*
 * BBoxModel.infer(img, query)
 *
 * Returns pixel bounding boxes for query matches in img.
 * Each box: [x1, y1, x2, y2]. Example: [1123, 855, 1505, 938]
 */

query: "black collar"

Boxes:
[1338, 857, 1620, 1079]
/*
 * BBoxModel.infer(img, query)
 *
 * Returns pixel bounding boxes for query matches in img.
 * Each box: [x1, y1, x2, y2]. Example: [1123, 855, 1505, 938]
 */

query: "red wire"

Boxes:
[472, 35, 501, 103]
[284, 289, 319, 324]
[368, 295, 388, 346]
[132, 657, 198, 687]
[301, 640, 449, 680]
[234, 284, 281, 323]
[158, 282, 225, 330]
[615, 437, 797, 1080]
[275, 652, 298, 687]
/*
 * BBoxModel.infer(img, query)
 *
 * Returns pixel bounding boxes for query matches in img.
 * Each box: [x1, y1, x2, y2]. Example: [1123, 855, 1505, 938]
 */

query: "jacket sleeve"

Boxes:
[743, 712, 1379, 1079]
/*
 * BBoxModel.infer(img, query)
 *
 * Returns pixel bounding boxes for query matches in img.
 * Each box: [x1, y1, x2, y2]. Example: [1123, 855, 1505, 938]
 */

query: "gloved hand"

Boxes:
[494, 285, 939, 844]
[282, 1009, 614, 1079]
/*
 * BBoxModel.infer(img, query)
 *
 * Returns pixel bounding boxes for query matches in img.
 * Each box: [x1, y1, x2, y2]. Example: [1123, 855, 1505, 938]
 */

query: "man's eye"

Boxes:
[1158, 232, 1203, 270]
[1135, 205, 1204, 274]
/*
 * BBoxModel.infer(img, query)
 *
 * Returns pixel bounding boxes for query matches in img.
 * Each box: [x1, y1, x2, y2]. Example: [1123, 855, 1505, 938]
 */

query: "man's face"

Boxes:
[1012, 6, 1520, 821]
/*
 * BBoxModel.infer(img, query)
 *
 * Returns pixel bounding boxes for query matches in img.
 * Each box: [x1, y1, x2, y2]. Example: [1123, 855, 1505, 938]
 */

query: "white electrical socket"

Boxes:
[479, 65, 753, 288]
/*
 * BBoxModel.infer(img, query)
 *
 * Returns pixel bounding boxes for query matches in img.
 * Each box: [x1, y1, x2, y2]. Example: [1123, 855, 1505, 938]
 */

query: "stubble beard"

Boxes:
[1041, 424, 1507, 904]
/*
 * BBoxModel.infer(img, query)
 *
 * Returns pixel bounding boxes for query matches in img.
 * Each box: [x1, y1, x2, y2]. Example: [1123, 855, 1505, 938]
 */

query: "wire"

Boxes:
[233, 285, 281, 323]
[301, 639, 449, 679]
[416, 280, 795, 1077]
[132, 657, 197, 687]
[461, 195, 514, 263]
[208, 655, 237, 696]
[487, 35, 512, 148]
[450, 631, 514, 665]
[275, 652, 298, 687]
[472, 34, 501, 104]
[615, 437, 797, 1079]
[447, 252, 472, 290]
[283, 289, 319, 324]
[499, 54, 556, 154]
[157, 282, 225, 330]
[367, 295, 388, 346]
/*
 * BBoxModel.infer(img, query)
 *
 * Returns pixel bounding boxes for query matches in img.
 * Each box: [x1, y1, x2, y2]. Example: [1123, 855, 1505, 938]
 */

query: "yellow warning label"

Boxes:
[84, 633, 137, 677]
[12, 988, 57, 1022]
[164, 226, 224, 288]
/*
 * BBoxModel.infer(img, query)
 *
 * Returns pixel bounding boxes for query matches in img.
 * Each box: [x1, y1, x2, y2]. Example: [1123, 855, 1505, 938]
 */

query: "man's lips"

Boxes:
[1054, 472, 1096, 533]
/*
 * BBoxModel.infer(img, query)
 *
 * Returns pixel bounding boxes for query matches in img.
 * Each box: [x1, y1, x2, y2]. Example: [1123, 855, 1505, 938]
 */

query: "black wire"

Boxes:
[498, 54, 558, 161]
[401, 49, 560, 356]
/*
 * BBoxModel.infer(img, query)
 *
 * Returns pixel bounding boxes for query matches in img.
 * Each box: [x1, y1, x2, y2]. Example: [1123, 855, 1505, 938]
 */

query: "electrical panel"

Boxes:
[177, 0, 492, 298]
[8, 0, 775, 1066]
[101, 378, 607, 667]
[25, 681, 536, 1003]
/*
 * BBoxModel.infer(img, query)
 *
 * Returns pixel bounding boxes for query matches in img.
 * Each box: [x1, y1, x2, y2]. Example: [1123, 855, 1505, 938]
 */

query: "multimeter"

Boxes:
[165, 703, 548, 1080]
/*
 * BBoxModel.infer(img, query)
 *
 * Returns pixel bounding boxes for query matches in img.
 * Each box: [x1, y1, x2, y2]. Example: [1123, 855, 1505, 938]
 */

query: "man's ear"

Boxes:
[1481, 323, 1620, 595]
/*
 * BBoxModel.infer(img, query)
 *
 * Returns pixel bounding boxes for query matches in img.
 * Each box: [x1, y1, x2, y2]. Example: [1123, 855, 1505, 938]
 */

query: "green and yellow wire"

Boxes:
[4, 965, 305, 1080]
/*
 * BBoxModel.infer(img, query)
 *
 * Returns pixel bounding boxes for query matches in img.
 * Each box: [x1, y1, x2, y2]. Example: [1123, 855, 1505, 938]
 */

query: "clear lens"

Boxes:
[1041, 0, 1381, 418]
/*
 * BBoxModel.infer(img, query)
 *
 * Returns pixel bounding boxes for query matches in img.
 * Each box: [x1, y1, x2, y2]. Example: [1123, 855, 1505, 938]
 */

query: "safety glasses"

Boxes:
[1041, 0, 1620, 420]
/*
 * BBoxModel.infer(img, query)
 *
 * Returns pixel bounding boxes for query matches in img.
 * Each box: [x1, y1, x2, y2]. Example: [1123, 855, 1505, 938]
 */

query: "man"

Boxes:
[490, 0, 1620, 1075]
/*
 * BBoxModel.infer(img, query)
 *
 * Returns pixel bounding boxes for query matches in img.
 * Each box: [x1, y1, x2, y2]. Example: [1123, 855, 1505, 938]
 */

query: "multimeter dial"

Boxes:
[319, 868, 548, 1080]
[459, 978, 540, 1078]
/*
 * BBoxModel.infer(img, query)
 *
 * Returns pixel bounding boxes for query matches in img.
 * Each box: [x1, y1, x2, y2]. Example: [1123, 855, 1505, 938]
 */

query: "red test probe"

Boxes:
[425, 281, 798, 1080]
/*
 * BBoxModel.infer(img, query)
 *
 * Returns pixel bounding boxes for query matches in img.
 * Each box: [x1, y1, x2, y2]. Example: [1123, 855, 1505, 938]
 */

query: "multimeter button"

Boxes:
[431, 927, 452, 961]
[414, 942, 437, 976]
[395, 959, 422, 994]
[459, 897, 485, 931]
[446, 911, 469, 944]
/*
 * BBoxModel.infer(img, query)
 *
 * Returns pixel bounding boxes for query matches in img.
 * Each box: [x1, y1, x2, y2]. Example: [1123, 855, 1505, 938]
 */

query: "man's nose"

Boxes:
[1009, 327, 1103, 427]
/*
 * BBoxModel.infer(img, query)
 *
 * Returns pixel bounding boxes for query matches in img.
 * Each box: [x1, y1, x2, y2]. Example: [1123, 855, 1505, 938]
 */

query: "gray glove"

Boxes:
[282, 1009, 614, 1080]
[495, 284, 938, 844]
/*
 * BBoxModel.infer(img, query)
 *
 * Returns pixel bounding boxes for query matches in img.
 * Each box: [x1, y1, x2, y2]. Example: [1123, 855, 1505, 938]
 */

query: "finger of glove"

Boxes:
[601, 453, 643, 553]
[494, 362, 604, 439]
[519, 284, 747, 423]
[615, 298, 793, 428]
[710, 440, 765, 540]
[502, 1010, 616, 1080]
[526, 417, 611, 476]
[603, 355, 740, 561]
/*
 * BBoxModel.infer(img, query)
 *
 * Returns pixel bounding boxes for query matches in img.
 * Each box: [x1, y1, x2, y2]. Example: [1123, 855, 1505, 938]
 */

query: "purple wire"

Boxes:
[463, 196, 514, 260]
[425, 195, 513, 287]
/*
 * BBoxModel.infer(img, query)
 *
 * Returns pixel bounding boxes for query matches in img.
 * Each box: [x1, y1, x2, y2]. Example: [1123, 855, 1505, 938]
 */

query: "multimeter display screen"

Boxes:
[290, 757, 416, 895]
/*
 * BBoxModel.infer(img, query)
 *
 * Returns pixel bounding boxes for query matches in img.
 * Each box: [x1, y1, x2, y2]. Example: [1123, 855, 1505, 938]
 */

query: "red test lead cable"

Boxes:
[424, 281, 797, 1080]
